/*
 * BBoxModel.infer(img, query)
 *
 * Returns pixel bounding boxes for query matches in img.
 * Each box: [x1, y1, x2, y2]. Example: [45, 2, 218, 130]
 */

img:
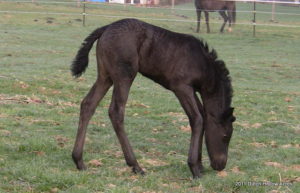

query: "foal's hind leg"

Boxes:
[174, 85, 204, 178]
[72, 78, 112, 170]
[219, 11, 228, 33]
[109, 79, 144, 174]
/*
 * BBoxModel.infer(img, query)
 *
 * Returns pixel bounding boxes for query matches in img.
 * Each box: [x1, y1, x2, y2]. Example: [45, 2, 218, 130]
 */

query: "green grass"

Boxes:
[0, 1, 300, 193]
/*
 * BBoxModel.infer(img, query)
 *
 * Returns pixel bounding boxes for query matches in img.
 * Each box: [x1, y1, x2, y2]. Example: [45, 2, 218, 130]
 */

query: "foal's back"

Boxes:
[97, 19, 207, 90]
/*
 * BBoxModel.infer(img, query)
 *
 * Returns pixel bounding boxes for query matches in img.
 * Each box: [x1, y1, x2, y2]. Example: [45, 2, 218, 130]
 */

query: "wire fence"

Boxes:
[1, 0, 300, 13]
[1, 0, 300, 28]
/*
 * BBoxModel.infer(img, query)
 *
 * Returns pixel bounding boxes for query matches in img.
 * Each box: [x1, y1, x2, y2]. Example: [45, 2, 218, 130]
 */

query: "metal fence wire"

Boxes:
[0, 0, 300, 29]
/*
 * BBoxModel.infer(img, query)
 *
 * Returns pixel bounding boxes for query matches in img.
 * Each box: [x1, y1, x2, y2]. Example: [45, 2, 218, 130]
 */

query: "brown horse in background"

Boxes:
[195, 0, 236, 33]
[71, 19, 235, 178]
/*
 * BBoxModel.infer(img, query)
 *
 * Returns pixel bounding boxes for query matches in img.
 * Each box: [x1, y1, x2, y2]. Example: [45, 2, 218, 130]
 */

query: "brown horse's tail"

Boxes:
[71, 25, 108, 78]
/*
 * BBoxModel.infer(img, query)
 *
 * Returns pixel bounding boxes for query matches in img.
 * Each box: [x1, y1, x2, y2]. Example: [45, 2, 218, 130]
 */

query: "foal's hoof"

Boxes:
[193, 173, 203, 179]
[77, 165, 87, 171]
[132, 167, 145, 175]
[191, 164, 204, 179]
[75, 162, 87, 171]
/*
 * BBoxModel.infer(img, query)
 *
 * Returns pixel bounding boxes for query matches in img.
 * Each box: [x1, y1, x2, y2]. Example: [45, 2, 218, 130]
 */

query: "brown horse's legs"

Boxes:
[204, 11, 210, 33]
[227, 10, 233, 32]
[174, 85, 203, 178]
[109, 80, 144, 175]
[72, 78, 112, 170]
[194, 93, 205, 172]
[196, 10, 202, 33]
[219, 11, 228, 33]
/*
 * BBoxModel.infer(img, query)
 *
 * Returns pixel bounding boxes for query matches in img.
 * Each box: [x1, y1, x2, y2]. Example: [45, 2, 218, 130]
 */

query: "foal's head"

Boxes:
[205, 107, 235, 171]
[201, 55, 235, 171]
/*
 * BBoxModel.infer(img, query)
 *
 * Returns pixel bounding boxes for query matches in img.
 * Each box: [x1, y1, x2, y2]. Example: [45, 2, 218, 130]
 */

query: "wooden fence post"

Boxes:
[271, 2, 276, 22]
[171, 0, 175, 13]
[82, 0, 86, 27]
[253, 1, 256, 37]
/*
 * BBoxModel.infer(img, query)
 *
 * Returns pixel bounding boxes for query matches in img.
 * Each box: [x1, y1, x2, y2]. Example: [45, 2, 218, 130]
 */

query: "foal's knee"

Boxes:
[190, 116, 203, 132]
[108, 104, 125, 124]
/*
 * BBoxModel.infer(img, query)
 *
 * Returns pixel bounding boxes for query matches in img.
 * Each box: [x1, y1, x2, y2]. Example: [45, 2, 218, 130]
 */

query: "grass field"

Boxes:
[0, 1, 299, 193]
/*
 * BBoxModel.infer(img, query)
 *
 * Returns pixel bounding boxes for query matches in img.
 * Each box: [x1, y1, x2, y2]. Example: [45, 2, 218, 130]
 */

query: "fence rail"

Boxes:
[1, 0, 300, 12]
[1, 0, 300, 34]
[224, 0, 300, 5]
[1, 9, 299, 28]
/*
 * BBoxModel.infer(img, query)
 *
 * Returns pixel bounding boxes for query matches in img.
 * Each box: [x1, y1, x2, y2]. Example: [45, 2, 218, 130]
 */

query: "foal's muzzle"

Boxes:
[210, 154, 227, 171]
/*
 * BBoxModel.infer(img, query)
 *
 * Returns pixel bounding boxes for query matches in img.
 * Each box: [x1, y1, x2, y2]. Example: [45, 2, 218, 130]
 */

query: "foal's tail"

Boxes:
[71, 25, 108, 78]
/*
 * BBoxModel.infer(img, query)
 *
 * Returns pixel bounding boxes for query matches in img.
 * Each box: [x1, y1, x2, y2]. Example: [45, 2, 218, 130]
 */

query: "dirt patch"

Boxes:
[0, 94, 48, 105]
[0, 94, 77, 108]
[265, 161, 300, 171]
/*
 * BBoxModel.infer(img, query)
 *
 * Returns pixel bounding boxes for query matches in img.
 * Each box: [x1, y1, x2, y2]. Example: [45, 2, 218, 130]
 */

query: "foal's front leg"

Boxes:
[194, 93, 205, 172]
[174, 85, 204, 178]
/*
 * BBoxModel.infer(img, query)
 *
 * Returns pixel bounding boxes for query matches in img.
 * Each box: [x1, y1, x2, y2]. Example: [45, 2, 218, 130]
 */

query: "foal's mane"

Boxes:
[198, 39, 233, 118]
